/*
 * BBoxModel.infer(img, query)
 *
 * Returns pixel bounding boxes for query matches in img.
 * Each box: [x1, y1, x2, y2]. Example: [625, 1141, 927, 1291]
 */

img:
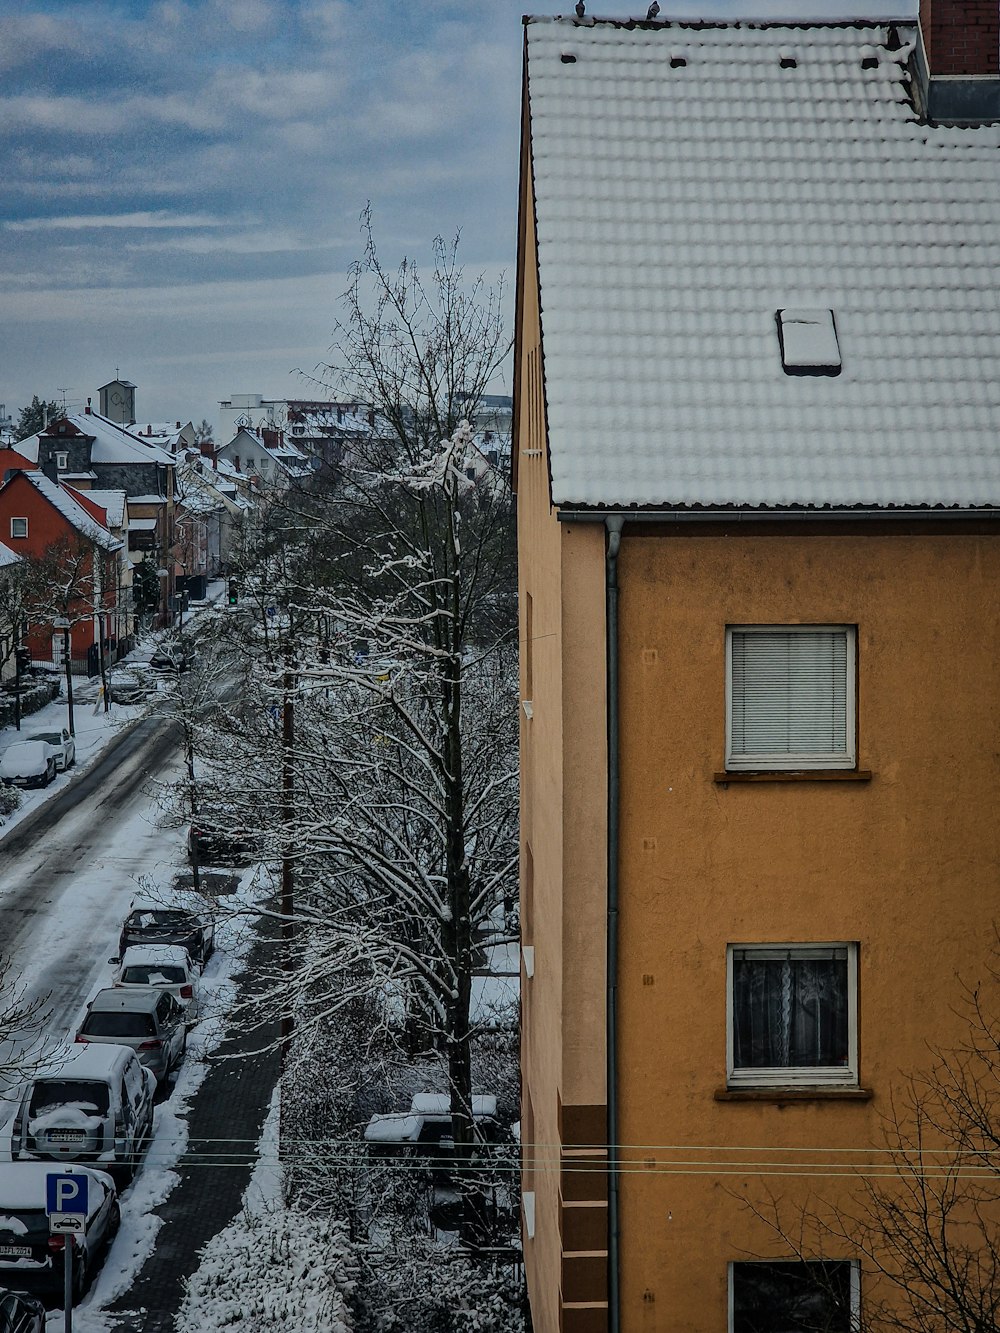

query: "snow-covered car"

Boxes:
[106, 665, 158, 704]
[9, 1042, 155, 1184]
[24, 727, 75, 772]
[0, 742, 56, 789]
[111, 944, 200, 1022]
[75, 988, 187, 1089]
[188, 819, 254, 867]
[117, 892, 215, 967]
[0, 1163, 119, 1300]
[0, 1287, 46, 1333]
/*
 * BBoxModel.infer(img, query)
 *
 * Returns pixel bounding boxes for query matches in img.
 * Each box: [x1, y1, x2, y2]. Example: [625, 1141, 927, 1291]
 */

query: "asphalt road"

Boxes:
[0, 710, 186, 1042]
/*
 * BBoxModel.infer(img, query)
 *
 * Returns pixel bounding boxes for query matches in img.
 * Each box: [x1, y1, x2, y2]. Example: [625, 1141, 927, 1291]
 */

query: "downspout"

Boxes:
[605, 514, 624, 1333]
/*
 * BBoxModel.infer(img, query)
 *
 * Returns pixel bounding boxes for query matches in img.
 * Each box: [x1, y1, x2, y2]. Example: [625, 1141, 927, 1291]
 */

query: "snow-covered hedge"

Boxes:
[360, 1241, 525, 1333]
[0, 785, 22, 823]
[177, 1204, 355, 1331]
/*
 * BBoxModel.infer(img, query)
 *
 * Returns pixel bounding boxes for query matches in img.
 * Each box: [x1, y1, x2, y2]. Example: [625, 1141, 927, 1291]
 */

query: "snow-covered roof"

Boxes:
[0, 541, 19, 568]
[17, 472, 121, 551]
[129, 517, 157, 531]
[86, 489, 126, 528]
[525, 19, 1000, 510]
[28, 413, 174, 468]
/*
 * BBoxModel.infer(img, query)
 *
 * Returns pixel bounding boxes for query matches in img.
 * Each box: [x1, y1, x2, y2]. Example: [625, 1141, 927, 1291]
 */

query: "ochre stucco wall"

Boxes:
[614, 527, 1000, 1330]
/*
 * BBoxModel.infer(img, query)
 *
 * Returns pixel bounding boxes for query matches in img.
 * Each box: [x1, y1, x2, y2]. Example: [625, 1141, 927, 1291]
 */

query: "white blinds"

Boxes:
[728, 627, 854, 769]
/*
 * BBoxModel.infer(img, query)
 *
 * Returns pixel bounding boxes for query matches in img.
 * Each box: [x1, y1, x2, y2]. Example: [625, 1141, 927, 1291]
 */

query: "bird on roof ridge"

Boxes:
[646, 1, 660, 16]
[575, 0, 585, 15]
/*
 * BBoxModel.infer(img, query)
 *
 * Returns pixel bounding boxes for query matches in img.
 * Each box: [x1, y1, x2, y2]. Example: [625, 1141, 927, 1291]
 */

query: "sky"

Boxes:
[1, 0, 915, 434]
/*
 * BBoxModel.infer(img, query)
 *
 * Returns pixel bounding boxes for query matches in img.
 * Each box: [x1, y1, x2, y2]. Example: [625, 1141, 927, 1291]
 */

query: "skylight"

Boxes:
[776, 309, 842, 376]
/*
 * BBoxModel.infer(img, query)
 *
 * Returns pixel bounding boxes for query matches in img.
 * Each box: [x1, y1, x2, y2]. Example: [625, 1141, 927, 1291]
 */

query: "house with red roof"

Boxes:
[0, 468, 123, 673]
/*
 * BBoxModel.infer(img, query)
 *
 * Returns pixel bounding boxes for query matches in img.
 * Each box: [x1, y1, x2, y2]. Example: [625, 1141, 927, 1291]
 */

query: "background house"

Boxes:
[516, 8, 1000, 1333]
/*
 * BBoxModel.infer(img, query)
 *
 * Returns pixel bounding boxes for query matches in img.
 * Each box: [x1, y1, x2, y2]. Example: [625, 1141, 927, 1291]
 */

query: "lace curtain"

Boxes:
[733, 950, 848, 1069]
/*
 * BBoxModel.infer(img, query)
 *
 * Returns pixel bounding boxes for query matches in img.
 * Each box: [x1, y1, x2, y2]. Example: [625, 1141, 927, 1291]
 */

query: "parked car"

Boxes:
[106, 665, 157, 705]
[24, 727, 75, 772]
[0, 1163, 119, 1300]
[148, 645, 193, 673]
[188, 820, 254, 867]
[0, 1288, 46, 1333]
[75, 989, 186, 1089]
[0, 743, 56, 789]
[111, 945, 200, 1022]
[117, 893, 215, 967]
[9, 1043, 155, 1183]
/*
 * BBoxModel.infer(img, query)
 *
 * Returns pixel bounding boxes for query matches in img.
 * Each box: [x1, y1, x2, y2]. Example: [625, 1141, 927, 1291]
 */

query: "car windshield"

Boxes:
[122, 965, 186, 985]
[28, 733, 59, 744]
[127, 910, 197, 931]
[28, 1079, 110, 1116]
[82, 1012, 156, 1038]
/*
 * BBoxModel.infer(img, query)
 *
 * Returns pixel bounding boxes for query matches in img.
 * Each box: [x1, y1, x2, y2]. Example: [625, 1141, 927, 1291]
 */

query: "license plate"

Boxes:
[0, 1246, 31, 1257]
[49, 1130, 84, 1142]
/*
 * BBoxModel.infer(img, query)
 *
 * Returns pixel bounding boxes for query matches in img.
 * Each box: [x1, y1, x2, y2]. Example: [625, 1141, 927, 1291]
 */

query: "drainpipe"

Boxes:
[605, 514, 624, 1333]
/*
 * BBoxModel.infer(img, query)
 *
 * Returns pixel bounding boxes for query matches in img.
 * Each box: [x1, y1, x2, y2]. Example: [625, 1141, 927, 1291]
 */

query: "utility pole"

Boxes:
[54, 618, 74, 736]
[280, 640, 295, 1052]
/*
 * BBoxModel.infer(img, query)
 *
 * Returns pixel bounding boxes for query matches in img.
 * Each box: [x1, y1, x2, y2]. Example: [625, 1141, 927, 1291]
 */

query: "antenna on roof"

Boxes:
[575, 0, 585, 14]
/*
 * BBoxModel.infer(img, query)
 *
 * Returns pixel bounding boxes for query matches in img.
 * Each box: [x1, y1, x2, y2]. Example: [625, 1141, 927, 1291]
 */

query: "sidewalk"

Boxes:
[104, 930, 282, 1333]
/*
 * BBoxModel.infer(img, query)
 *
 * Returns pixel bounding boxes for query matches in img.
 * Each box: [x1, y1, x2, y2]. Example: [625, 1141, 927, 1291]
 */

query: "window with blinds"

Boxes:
[726, 626, 856, 771]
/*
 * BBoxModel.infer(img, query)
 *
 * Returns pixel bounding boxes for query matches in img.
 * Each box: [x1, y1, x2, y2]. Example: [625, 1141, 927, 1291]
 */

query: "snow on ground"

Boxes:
[174, 1082, 354, 1333]
[68, 864, 273, 1333]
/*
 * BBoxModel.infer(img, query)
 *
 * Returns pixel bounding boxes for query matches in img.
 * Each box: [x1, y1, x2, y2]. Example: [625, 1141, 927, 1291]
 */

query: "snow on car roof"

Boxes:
[363, 1114, 421, 1143]
[410, 1094, 498, 1119]
[36, 1042, 139, 1079]
[87, 987, 163, 1012]
[120, 944, 192, 967]
[0, 1163, 112, 1212]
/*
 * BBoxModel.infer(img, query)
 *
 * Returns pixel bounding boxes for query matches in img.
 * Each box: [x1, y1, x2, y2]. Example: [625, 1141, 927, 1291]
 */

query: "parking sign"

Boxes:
[46, 1172, 88, 1235]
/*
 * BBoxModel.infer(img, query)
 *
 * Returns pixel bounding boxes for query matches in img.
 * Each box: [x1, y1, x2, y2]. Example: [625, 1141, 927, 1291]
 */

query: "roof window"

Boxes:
[560, 52, 577, 64]
[779, 50, 797, 69]
[776, 309, 842, 376]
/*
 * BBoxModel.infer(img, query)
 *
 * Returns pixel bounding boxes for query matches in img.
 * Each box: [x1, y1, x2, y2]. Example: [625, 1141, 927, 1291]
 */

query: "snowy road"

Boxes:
[0, 713, 186, 1041]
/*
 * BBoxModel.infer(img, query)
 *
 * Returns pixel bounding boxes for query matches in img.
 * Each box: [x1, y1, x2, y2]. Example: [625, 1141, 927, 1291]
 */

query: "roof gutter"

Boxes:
[559, 507, 1000, 524]
[605, 514, 624, 1333]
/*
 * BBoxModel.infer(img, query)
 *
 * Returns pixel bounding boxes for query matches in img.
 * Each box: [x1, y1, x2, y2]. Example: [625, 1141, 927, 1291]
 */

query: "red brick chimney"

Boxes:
[921, 0, 999, 74]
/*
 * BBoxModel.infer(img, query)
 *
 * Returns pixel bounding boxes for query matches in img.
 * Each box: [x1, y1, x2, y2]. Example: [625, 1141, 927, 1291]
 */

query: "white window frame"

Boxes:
[55, 451, 69, 470]
[726, 943, 858, 1088]
[9, 517, 27, 539]
[725, 624, 856, 771]
[728, 1260, 860, 1332]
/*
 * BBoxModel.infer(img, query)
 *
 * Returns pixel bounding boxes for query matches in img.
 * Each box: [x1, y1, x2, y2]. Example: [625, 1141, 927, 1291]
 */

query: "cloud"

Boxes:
[6, 212, 236, 233]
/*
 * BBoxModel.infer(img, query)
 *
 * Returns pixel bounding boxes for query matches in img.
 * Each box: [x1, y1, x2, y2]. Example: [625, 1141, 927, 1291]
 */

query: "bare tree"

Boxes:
[741, 951, 1000, 1332]
[194, 222, 518, 1245]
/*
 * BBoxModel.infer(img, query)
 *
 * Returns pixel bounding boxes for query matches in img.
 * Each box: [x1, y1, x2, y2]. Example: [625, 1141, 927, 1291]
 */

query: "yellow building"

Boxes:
[515, 9, 1000, 1332]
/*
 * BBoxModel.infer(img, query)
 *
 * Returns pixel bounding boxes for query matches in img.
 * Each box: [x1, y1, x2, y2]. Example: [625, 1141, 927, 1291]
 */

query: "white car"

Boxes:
[26, 727, 75, 771]
[111, 944, 200, 1022]
[0, 741, 56, 789]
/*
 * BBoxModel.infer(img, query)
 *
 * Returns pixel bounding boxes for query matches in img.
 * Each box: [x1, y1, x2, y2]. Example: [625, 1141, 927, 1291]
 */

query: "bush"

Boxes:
[0, 677, 60, 730]
[0, 786, 22, 823]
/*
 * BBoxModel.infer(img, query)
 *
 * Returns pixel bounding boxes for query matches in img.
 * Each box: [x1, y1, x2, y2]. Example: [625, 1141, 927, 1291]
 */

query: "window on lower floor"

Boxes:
[10, 517, 27, 539]
[731, 1261, 858, 1332]
[728, 944, 858, 1087]
[726, 625, 856, 771]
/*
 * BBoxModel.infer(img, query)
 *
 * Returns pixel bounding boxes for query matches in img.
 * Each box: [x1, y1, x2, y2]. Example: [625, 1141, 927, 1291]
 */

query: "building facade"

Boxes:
[516, 7, 1000, 1332]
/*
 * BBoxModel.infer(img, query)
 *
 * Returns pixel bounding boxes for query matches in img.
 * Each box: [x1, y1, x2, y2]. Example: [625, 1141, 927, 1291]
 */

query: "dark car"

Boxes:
[0, 1288, 45, 1333]
[148, 647, 193, 673]
[188, 822, 254, 867]
[117, 898, 215, 967]
[0, 1164, 119, 1301]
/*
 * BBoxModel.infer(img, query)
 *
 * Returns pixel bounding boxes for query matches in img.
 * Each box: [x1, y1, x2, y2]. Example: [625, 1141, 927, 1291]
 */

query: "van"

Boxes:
[10, 1043, 155, 1183]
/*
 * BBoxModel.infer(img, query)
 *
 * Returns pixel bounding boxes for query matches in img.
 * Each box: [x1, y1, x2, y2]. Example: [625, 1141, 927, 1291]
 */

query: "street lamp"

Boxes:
[53, 617, 74, 736]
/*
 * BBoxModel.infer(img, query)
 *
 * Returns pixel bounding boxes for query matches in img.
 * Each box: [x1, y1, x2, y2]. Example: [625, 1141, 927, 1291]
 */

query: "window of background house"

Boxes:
[730, 1261, 858, 1332]
[726, 625, 856, 771]
[10, 518, 27, 539]
[728, 944, 858, 1087]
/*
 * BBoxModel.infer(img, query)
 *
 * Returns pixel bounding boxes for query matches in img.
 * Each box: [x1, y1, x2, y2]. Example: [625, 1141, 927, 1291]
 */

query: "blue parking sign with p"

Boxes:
[46, 1172, 88, 1217]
